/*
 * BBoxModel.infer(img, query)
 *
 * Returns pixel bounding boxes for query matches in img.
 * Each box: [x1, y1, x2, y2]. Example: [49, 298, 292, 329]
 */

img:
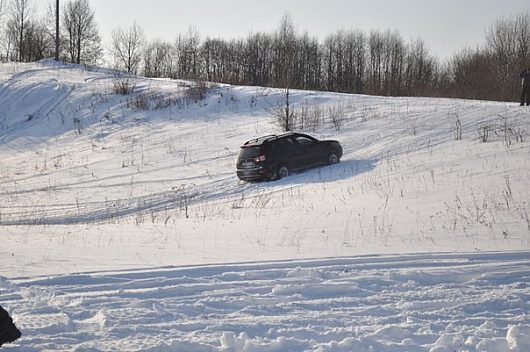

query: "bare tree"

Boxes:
[40, 1, 62, 60]
[447, 48, 497, 100]
[175, 26, 200, 79]
[367, 30, 385, 94]
[55, 0, 59, 60]
[27, 19, 54, 60]
[143, 39, 174, 78]
[0, 0, 7, 60]
[201, 37, 226, 82]
[7, 0, 35, 62]
[62, 0, 101, 64]
[296, 31, 321, 90]
[111, 21, 145, 74]
[323, 29, 366, 94]
[486, 13, 530, 100]
[514, 14, 530, 69]
[274, 14, 297, 131]
[403, 38, 438, 96]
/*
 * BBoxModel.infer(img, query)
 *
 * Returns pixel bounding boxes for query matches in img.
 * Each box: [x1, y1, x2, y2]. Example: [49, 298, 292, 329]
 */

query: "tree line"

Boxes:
[0, 0, 529, 102]
[0, 0, 101, 64]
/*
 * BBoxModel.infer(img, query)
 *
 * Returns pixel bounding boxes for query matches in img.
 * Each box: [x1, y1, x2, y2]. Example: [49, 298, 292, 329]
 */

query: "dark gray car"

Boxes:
[236, 132, 343, 181]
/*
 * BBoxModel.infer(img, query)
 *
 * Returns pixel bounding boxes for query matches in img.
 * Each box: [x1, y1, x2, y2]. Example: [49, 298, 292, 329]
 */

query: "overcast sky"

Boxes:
[44, 0, 530, 60]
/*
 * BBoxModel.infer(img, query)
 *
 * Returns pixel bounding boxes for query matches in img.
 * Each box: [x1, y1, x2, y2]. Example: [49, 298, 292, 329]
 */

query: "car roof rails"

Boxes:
[243, 134, 277, 145]
[277, 132, 295, 137]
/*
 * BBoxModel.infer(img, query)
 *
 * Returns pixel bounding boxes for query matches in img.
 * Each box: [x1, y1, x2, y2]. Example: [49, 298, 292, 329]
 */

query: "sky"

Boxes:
[42, 0, 530, 60]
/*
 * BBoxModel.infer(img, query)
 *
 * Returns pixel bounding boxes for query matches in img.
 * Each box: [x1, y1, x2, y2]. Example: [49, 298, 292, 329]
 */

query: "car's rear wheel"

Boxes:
[327, 152, 340, 165]
[276, 165, 290, 179]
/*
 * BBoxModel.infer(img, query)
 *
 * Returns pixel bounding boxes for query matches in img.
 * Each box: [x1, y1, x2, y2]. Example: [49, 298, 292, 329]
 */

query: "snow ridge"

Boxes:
[2, 252, 529, 351]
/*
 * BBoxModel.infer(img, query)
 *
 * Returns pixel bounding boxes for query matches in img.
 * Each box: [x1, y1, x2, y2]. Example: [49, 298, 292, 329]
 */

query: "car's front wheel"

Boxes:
[327, 152, 340, 165]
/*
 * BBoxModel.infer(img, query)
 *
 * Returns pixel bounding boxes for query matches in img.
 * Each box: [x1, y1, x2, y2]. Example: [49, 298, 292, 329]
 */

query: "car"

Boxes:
[236, 132, 343, 181]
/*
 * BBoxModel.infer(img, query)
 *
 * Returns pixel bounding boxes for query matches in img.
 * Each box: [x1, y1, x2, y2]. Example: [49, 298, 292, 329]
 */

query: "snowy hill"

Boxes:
[0, 61, 529, 351]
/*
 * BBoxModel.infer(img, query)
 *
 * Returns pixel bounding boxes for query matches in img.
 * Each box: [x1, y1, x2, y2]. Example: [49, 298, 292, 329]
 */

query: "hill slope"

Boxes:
[1, 60, 528, 276]
[0, 61, 529, 351]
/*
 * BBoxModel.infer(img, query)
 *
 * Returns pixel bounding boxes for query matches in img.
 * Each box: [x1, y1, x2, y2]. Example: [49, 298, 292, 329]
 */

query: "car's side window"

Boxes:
[280, 138, 297, 152]
[295, 136, 315, 146]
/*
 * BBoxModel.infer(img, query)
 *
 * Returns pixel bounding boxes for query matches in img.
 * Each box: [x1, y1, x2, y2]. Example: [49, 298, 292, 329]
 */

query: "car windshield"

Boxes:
[238, 146, 261, 159]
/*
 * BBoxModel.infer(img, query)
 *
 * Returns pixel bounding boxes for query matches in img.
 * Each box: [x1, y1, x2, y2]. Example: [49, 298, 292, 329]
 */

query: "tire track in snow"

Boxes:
[0, 82, 75, 144]
[0, 66, 76, 144]
[0, 158, 361, 226]
[2, 150, 363, 225]
[0, 172, 300, 225]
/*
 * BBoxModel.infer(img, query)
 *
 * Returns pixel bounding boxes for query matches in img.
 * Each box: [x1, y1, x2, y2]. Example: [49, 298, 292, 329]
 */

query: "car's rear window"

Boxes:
[238, 146, 261, 159]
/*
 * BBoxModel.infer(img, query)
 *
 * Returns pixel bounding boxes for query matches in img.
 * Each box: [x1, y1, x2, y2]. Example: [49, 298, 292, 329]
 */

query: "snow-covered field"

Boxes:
[1, 252, 529, 351]
[1, 61, 529, 351]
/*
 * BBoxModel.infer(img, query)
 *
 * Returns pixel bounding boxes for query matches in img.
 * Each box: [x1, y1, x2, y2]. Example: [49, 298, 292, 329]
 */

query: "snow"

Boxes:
[0, 60, 529, 351]
[2, 253, 530, 351]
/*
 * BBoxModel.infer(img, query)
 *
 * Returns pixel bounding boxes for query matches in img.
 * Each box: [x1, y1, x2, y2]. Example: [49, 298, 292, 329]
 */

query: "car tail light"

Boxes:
[255, 155, 266, 163]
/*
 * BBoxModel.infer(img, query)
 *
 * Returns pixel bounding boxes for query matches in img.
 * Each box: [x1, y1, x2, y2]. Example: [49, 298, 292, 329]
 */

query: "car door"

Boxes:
[279, 136, 306, 170]
[293, 134, 322, 167]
